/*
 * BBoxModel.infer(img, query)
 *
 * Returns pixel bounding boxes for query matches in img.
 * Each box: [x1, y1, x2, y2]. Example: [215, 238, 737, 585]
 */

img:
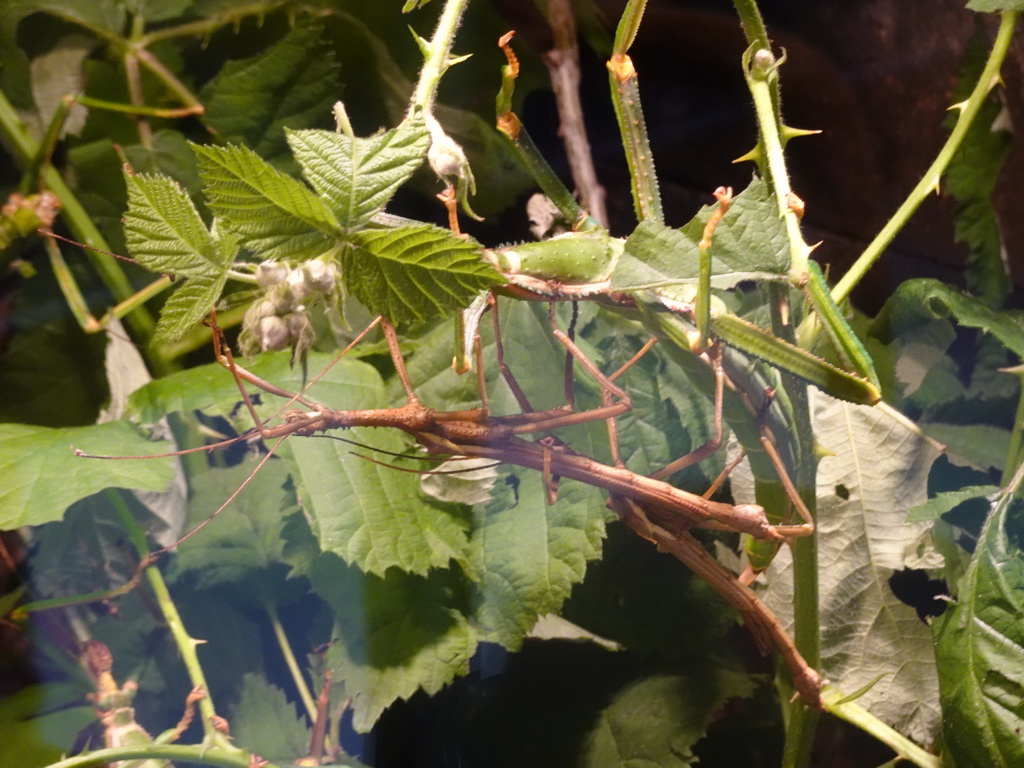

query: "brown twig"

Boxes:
[542, 0, 608, 227]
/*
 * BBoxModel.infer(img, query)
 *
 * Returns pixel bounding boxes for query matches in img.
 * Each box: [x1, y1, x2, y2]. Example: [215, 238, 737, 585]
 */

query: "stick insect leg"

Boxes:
[383, 319, 421, 406]
[650, 342, 726, 481]
[490, 295, 537, 413]
[611, 496, 823, 710]
[538, 301, 632, 462]
[562, 300, 580, 410]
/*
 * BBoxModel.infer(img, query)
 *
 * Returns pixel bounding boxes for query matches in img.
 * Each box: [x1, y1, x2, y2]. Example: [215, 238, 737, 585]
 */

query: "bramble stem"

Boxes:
[731, 5, 820, 766]
[829, 10, 1018, 305]
[608, 0, 663, 223]
[409, 0, 472, 116]
[108, 491, 232, 748]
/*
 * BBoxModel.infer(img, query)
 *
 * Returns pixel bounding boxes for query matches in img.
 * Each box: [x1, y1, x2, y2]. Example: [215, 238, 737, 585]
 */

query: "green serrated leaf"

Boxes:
[192, 142, 341, 260]
[230, 672, 311, 763]
[0, 423, 173, 528]
[611, 177, 789, 291]
[470, 468, 608, 647]
[934, 490, 1024, 768]
[152, 262, 230, 343]
[122, 171, 223, 278]
[201, 24, 341, 167]
[871, 278, 1024, 359]
[906, 485, 1000, 522]
[274, 364, 471, 577]
[287, 120, 429, 231]
[311, 553, 476, 732]
[344, 224, 502, 326]
[921, 423, 1012, 472]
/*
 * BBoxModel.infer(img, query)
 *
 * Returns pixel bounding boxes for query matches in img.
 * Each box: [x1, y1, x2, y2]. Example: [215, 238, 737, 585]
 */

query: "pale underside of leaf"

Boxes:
[734, 390, 944, 744]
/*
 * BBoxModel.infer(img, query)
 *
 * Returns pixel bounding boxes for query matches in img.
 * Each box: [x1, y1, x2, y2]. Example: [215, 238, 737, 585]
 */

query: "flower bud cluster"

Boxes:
[239, 259, 338, 357]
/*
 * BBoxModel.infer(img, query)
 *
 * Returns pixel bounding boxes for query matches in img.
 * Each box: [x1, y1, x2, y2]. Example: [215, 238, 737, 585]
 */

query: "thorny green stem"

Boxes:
[821, 687, 941, 768]
[828, 10, 1018, 305]
[743, 45, 813, 277]
[108, 490, 230, 748]
[137, 1, 292, 47]
[730, 0, 771, 50]
[408, 0, 472, 116]
[267, 602, 319, 722]
[732, 5, 819, 767]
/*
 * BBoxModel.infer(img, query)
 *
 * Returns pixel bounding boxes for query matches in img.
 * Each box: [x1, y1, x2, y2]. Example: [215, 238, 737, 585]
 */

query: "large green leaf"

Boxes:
[130, 351, 472, 576]
[201, 23, 342, 168]
[193, 142, 341, 260]
[933, 487, 1024, 767]
[343, 224, 503, 326]
[468, 467, 607, 648]
[311, 553, 476, 732]
[287, 120, 429, 231]
[740, 391, 945, 744]
[611, 177, 789, 291]
[0, 423, 173, 528]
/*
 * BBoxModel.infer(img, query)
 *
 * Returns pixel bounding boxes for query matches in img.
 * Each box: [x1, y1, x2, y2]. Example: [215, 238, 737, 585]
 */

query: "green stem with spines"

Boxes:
[731, 4, 819, 766]
[826, 10, 1017, 307]
[408, 0, 472, 116]
[107, 491, 231, 748]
